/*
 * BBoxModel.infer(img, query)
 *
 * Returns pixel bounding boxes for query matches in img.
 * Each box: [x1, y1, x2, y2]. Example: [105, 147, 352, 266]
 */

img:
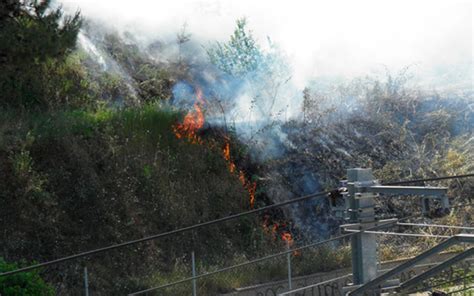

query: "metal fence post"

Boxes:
[287, 242, 292, 291]
[192, 251, 197, 296]
[84, 266, 89, 296]
[347, 168, 377, 286]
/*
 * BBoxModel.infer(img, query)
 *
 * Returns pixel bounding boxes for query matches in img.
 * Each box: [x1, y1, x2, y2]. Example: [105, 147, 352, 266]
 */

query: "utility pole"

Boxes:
[336, 168, 449, 295]
[84, 266, 89, 296]
[192, 251, 197, 296]
[286, 241, 292, 291]
[347, 168, 378, 286]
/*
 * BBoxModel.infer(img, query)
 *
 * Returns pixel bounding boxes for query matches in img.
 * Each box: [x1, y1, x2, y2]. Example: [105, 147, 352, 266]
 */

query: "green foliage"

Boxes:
[146, 245, 351, 295]
[10, 148, 47, 198]
[0, 0, 82, 109]
[136, 64, 173, 102]
[0, 258, 54, 296]
[42, 53, 97, 109]
[0, 106, 270, 294]
[80, 30, 173, 105]
[207, 18, 262, 77]
[207, 18, 291, 122]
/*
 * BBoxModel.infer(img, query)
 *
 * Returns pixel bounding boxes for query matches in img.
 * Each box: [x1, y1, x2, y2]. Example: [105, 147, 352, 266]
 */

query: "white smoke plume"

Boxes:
[61, 0, 472, 89]
[59, 0, 473, 238]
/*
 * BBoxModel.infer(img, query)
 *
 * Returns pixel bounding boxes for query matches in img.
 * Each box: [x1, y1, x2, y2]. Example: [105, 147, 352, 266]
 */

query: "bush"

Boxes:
[0, 258, 54, 296]
[0, 0, 82, 109]
[0, 105, 272, 294]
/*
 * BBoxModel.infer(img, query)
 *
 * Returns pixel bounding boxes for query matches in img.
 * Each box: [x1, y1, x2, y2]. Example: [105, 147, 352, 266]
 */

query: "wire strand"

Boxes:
[0, 190, 332, 277]
[343, 230, 451, 239]
[397, 222, 474, 231]
[128, 217, 408, 295]
[1, 173, 471, 278]
[383, 173, 474, 185]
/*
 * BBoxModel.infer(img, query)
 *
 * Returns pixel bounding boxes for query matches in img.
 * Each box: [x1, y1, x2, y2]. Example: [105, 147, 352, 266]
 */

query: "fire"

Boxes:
[239, 170, 246, 185]
[223, 142, 236, 173]
[173, 87, 257, 208]
[281, 232, 294, 247]
[222, 138, 257, 208]
[272, 224, 278, 240]
[263, 220, 298, 253]
[281, 229, 300, 255]
[173, 86, 297, 247]
[173, 88, 205, 143]
[223, 141, 297, 247]
[247, 181, 256, 208]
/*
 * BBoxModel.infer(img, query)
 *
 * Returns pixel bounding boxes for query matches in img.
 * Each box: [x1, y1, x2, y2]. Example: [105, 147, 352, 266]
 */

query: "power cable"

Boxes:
[383, 173, 474, 185]
[128, 217, 408, 295]
[1, 173, 471, 278]
[0, 189, 332, 277]
[397, 222, 474, 231]
[343, 230, 451, 239]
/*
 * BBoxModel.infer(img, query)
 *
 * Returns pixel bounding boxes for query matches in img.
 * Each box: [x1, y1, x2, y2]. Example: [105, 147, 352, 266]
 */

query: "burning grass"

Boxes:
[171, 86, 300, 250]
[224, 139, 258, 209]
[172, 87, 259, 209]
[173, 88, 205, 143]
[0, 104, 269, 294]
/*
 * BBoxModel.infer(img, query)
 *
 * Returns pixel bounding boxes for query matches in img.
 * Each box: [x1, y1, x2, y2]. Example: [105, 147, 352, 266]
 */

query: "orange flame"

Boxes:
[272, 224, 278, 240]
[262, 220, 298, 253]
[281, 232, 294, 247]
[223, 142, 236, 173]
[222, 139, 257, 208]
[173, 89, 257, 209]
[174, 88, 205, 143]
[282, 230, 300, 255]
[174, 88, 272, 236]
[239, 170, 246, 185]
[248, 181, 256, 208]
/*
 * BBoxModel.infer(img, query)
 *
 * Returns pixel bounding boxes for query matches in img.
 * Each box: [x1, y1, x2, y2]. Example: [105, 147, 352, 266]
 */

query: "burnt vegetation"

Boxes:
[264, 72, 473, 241]
[0, 1, 472, 295]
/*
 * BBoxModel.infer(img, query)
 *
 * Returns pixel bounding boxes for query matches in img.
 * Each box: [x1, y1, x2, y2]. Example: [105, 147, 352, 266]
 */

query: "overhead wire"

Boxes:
[383, 173, 474, 185]
[1, 172, 472, 278]
[343, 230, 451, 239]
[0, 189, 332, 277]
[128, 217, 410, 295]
[397, 222, 474, 231]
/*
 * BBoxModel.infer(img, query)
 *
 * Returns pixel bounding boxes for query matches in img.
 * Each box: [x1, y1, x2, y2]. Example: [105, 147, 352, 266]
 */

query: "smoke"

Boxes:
[63, 0, 472, 135]
[77, 33, 107, 71]
[61, 0, 472, 89]
[63, 0, 473, 164]
[59, 0, 472, 238]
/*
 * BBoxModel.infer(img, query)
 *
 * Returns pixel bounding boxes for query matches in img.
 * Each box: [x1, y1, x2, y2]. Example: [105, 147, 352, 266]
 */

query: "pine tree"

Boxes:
[0, 0, 82, 109]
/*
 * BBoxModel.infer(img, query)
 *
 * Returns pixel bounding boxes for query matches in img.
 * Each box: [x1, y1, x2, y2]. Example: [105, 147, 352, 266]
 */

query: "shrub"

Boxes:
[0, 258, 54, 296]
[0, 0, 82, 109]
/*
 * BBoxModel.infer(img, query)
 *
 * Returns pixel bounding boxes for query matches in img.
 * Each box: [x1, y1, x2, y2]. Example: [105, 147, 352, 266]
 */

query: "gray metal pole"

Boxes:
[463, 243, 467, 293]
[287, 242, 292, 291]
[84, 266, 89, 296]
[347, 168, 377, 286]
[192, 251, 197, 296]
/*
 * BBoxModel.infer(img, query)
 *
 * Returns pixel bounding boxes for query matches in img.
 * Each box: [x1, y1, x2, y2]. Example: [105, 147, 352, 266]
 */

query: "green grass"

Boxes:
[0, 105, 271, 294]
[144, 245, 351, 295]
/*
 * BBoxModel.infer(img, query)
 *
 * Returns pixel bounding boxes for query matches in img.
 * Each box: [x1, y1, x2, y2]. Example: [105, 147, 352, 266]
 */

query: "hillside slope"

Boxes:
[0, 107, 270, 294]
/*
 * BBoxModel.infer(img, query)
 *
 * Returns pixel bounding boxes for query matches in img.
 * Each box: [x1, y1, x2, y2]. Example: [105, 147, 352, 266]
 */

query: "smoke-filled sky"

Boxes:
[61, 0, 472, 88]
